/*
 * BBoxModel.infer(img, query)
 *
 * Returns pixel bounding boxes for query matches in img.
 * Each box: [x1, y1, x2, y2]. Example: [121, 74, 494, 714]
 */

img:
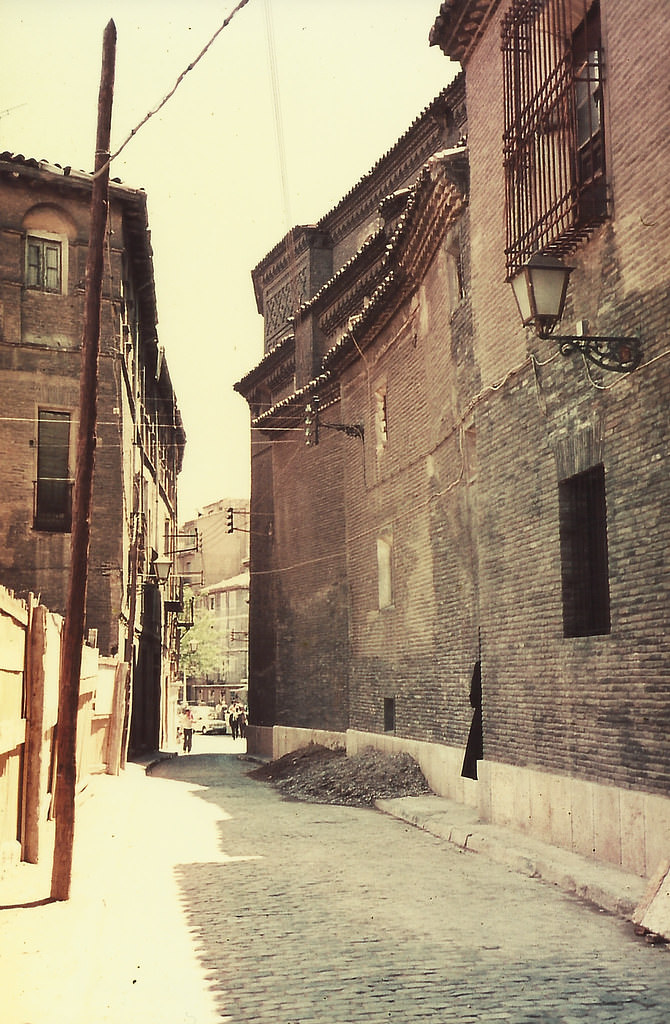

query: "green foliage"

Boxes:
[179, 590, 226, 680]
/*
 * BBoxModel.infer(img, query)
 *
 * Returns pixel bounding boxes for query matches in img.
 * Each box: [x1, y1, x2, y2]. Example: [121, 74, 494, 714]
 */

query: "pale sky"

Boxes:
[1, 0, 459, 523]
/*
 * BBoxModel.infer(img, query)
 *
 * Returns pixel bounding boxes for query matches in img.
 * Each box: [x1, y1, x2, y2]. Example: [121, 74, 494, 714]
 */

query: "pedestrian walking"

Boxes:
[229, 707, 238, 740]
[181, 706, 194, 753]
[238, 707, 247, 740]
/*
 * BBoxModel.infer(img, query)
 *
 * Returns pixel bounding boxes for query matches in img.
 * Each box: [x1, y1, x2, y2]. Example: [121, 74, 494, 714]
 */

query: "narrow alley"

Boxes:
[3, 748, 670, 1023]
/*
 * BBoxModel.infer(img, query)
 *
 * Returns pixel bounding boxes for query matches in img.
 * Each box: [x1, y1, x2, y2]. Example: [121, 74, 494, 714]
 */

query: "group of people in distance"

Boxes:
[177, 701, 248, 753]
[225, 702, 247, 740]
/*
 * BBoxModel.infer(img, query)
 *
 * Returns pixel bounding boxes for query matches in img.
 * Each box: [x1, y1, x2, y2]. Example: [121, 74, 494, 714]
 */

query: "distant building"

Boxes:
[0, 152, 186, 753]
[190, 570, 249, 707]
[177, 498, 249, 705]
[178, 498, 250, 591]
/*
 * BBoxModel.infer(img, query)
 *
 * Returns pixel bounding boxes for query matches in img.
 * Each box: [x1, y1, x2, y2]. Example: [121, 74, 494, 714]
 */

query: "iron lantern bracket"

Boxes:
[541, 332, 642, 373]
[320, 421, 365, 440]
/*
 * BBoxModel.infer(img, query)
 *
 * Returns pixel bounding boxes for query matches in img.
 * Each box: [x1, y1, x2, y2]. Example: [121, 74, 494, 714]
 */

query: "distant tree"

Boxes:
[179, 590, 225, 681]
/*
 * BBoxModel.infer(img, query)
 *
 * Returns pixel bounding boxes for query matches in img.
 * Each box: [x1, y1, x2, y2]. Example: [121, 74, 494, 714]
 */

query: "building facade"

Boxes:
[0, 152, 186, 753]
[236, 86, 464, 737]
[177, 497, 250, 591]
[176, 498, 250, 706]
[192, 571, 249, 707]
[237, 0, 670, 879]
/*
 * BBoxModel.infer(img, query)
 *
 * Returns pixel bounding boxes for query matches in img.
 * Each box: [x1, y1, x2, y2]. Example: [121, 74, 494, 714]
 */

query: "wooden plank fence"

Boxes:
[0, 585, 121, 878]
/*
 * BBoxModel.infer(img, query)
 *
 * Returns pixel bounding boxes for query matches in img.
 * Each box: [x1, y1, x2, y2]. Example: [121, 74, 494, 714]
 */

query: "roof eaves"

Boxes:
[234, 333, 295, 395]
[429, 0, 502, 63]
[321, 144, 468, 374]
[296, 229, 386, 319]
[251, 371, 331, 429]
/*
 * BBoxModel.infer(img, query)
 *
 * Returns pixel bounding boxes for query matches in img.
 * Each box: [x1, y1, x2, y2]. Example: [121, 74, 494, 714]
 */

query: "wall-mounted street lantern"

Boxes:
[510, 253, 641, 372]
[152, 555, 172, 585]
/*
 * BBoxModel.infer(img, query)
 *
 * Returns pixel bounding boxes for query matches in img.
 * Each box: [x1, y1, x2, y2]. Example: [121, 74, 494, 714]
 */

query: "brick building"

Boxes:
[236, 84, 464, 737]
[237, 0, 670, 879]
[0, 153, 186, 753]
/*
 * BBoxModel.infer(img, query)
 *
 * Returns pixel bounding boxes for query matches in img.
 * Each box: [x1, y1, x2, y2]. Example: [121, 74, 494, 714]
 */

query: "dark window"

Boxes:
[26, 236, 62, 292]
[502, 0, 607, 276]
[572, 3, 606, 222]
[384, 697, 395, 733]
[558, 463, 610, 637]
[34, 411, 72, 532]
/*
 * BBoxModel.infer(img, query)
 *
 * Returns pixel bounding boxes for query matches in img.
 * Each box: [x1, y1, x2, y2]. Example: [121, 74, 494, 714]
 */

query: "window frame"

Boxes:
[376, 529, 394, 610]
[25, 230, 67, 294]
[558, 462, 611, 638]
[34, 409, 73, 533]
[375, 384, 388, 458]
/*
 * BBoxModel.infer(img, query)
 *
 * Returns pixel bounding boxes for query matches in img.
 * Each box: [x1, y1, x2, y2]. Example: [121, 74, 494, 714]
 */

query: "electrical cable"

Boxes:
[93, 0, 253, 178]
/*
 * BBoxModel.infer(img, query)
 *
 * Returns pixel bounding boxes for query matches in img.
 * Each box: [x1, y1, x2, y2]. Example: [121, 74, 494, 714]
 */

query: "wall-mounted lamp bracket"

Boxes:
[549, 333, 642, 373]
[321, 421, 365, 440]
[304, 393, 364, 445]
[511, 254, 643, 374]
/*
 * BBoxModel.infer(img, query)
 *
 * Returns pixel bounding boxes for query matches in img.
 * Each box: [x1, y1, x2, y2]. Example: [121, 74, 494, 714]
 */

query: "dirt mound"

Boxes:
[247, 743, 432, 806]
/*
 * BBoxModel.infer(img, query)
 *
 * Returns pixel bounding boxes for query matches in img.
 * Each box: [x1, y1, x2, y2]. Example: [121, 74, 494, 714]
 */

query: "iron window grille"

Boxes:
[502, 0, 607, 277]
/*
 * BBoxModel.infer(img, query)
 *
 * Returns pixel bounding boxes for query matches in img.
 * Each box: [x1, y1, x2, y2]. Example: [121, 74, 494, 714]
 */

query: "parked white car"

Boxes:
[190, 705, 227, 734]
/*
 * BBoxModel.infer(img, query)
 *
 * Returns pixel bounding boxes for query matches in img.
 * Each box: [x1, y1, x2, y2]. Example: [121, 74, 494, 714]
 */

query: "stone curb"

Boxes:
[376, 795, 647, 921]
[131, 749, 179, 775]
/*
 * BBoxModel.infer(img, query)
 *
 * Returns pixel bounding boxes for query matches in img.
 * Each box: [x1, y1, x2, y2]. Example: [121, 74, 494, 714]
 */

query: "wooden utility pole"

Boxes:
[51, 19, 116, 901]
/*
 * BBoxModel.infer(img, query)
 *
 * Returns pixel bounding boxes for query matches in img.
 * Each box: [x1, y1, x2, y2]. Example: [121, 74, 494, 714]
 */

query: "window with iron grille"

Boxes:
[26, 235, 62, 292]
[34, 410, 72, 532]
[502, 0, 607, 277]
[558, 463, 611, 638]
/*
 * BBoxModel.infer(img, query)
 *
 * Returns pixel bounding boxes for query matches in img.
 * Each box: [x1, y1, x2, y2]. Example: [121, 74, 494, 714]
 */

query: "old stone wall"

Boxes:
[271, 412, 350, 732]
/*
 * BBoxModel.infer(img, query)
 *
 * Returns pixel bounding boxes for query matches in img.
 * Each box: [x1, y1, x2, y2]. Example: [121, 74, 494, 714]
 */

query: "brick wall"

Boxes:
[0, 167, 180, 659]
[341, 233, 480, 747]
[272, 412, 350, 731]
[0, 180, 126, 655]
[243, 6, 670, 810]
[460, 0, 670, 794]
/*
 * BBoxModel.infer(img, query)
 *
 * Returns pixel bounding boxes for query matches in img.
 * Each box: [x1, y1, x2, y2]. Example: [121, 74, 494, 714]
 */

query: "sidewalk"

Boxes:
[376, 793, 648, 921]
[0, 753, 223, 1024]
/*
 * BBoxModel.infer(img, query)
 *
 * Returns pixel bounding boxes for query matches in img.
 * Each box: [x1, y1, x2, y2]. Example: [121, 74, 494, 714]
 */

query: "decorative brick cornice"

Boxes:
[322, 148, 468, 374]
[234, 333, 295, 398]
[250, 370, 332, 431]
[251, 228, 330, 314]
[429, 0, 502, 63]
[396, 150, 468, 289]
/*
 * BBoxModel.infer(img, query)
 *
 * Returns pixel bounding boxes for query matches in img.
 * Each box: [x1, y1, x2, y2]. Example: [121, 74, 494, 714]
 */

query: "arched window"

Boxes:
[22, 204, 75, 295]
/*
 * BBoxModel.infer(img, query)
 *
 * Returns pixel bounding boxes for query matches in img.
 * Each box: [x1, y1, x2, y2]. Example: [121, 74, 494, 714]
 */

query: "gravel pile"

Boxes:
[247, 743, 432, 806]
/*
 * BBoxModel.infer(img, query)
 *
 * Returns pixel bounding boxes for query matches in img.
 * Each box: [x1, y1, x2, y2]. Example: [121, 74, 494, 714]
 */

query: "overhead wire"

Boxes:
[93, 0, 253, 178]
[263, 0, 303, 320]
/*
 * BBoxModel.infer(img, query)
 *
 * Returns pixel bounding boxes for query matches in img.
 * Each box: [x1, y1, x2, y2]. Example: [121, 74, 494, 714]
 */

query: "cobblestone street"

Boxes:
[2, 748, 670, 1023]
[155, 752, 670, 1024]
